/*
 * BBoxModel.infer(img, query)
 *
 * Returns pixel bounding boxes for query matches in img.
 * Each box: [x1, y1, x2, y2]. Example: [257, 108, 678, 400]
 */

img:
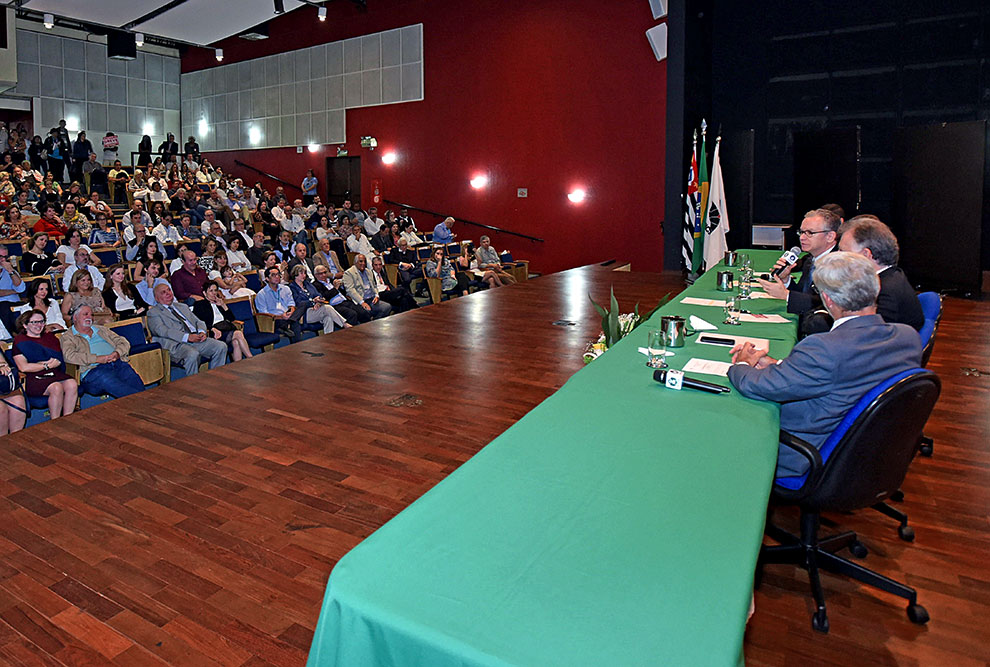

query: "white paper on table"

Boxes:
[682, 358, 733, 377]
[688, 315, 718, 331]
[681, 297, 726, 307]
[744, 291, 776, 299]
[737, 312, 790, 324]
[637, 347, 674, 357]
[696, 334, 770, 352]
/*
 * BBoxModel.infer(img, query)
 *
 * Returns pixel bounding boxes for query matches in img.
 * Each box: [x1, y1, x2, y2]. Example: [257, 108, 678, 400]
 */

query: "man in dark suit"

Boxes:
[392, 237, 420, 287]
[758, 208, 840, 314]
[313, 264, 368, 325]
[247, 232, 270, 267]
[838, 216, 924, 330]
[286, 242, 317, 281]
[729, 252, 922, 478]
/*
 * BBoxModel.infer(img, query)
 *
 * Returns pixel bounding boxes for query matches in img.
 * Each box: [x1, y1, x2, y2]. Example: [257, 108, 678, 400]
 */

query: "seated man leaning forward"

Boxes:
[727, 252, 922, 479]
[147, 283, 228, 376]
[60, 304, 145, 397]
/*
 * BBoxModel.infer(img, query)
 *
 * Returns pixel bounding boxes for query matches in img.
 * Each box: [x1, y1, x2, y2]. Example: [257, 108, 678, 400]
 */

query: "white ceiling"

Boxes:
[12, 0, 309, 46]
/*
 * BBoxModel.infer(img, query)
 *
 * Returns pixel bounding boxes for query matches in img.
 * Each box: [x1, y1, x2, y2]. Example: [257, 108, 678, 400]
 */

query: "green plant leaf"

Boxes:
[607, 286, 619, 346]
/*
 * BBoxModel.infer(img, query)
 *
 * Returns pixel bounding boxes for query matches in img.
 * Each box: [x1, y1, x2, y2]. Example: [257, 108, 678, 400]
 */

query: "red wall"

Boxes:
[184, 0, 666, 274]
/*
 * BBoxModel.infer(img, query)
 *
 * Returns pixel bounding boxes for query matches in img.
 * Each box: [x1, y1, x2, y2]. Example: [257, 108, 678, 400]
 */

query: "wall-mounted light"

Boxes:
[215, 48, 224, 62]
[249, 126, 262, 146]
[142, 122, 155, 136]
[65, 117, 80, 132]
[134, 32, 144, 47]
[43, 13, 54, 29]
[567, 187, 587, 204]
[382, 151, 397, 165]
[318, 6, 327, 21]
[307, 143, 320, 153]
[198, 119, 209, 137]
[470, 174, 489, 190]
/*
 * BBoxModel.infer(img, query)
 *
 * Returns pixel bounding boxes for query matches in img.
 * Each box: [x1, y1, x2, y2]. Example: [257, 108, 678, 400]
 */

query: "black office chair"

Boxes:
[759, 368, 941, 633]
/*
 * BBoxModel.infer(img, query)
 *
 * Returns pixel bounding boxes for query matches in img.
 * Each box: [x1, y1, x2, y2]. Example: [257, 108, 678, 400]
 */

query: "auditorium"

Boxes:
[0, 0, 985, 664]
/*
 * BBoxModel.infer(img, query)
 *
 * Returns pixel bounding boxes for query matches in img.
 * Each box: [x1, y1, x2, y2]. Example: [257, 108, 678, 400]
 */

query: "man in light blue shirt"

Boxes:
[254, 267, 301, 342]
[0, 246, 26, 332]
[432, 216, 456, 244]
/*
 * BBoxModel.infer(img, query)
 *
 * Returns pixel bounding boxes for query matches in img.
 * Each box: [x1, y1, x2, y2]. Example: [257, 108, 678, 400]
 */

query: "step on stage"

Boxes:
[0, 264, 675, 664]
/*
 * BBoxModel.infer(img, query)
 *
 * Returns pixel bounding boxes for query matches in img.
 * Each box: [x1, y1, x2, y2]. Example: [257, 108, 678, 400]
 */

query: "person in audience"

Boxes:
[343, 254, 392, 319]
[192, 280, 253, 362]
[335, 198, 357, 223]
[273, 230, 295, 263]
[288, 264, 350, 333]
[370, 256, 417, 313]
[147, 283, 227, 374]
[454, 245, 490, 290]
[0, 344, 27, 434]
[347, 226, 377, 258]
[370, 222, 395, 254]
[255, 267, 301, 342]
[15, 191, 38, 217]
[757, 208, 840, 314]
[838, 216, 924, 330]
[171, 248, 208, 304]
[184, 136, 200, 160]
[312, 265, 365, 325]
[199, 207, 226, 237]
[198, 237, 220, 273]
[217, 265, 254, 299]
[82, 153, 107, 194]
[28, 135, 45, 175]
[173, 213, 200, 241]
[425, 246, 470, 297]
[301, 169, 318, 206]
[307, 203, 330, 229]
[0, 244, 24, 333]
[14, 279, 66, 332]
[224, 234, 250, 272]
[475, 235, 517, 286]
[88, 213, 119, 248]
[128, 169, 150, 202]
[398, 206, 417, 231]
[69, 132, 92, 184]
[62, 247, 105, 291]
[262, 251, 287, 283]
[61, 270, 112, 325]
[56, 228, 98, 268]
[278, 201, 306, 245]
[44, 128, 69, 182]
[0, 171, 15, 198]
[21, 233, 59, 275]
[256, 200, 280, 243]
[137, 135, 153, 169]
[101, 132, 119, 166]
[314, 215, 335, 242]
[123, 220, 148, 261]
[136, 259, 169, 305]
[158, 133, 179, 162]
[33, 204, 68, 239]
[287, 242, 317, 282]
[125, 199, 153, 228]
[392, 237, 420, 287]
[433, 216, 456, 244]
[204, 221, 228, 251]
[102, 263, 149, 319]
[8, 130, 26, 165]
[363, 206, 383, 236]
[61, 304, 145, 397]
[153, 212, 182, 246]
[313, 237, 346, 279]
[729, 252, 922, 478]
[12, 309, 77, 419]
[247, 231, 270, 267]
[230, 218, 253, 249]
[0, 206, 30, 243]
[83, 190, 113, 222]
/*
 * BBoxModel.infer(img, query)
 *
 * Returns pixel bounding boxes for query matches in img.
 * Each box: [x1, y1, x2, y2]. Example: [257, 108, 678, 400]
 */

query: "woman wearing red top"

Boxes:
[11, 309, 77, 419]
[32, 204, 68, 240]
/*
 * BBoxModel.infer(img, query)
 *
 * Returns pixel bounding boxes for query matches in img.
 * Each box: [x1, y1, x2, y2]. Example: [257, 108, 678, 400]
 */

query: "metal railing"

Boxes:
[234, 160, 304, 194]
[383, 200, 544, 243]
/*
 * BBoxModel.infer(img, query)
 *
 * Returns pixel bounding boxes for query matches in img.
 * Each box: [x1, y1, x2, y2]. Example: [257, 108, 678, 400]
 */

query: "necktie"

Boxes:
[170, 305, 194, 333]
[804, 258, 815, 293]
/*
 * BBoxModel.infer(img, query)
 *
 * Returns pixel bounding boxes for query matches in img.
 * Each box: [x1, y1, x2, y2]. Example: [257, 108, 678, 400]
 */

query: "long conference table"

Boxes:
[307, 251, 798, 665]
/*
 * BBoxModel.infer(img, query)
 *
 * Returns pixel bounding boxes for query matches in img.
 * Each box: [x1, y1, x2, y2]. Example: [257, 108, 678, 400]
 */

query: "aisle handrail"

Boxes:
[233, 160, 303, 194]
[383, 199, 544, 243]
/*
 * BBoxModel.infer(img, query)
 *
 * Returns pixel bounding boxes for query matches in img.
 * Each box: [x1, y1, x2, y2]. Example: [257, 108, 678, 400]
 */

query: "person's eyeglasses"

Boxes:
[798, 229, 830, 237]
[27, 319, 45, 325]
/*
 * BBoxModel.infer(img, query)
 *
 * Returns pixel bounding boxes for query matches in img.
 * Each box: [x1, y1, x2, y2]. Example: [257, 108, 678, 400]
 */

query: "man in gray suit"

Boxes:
[728, 252, 922, 478]
[146, 283, 227, 376]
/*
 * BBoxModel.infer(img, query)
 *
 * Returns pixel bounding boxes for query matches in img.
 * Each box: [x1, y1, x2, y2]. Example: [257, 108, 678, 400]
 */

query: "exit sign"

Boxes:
[517, 188, 528, 198]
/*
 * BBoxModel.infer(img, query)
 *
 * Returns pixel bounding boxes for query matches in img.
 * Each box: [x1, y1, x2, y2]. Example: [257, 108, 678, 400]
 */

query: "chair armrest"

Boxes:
[255, 313, 275, 333]
[775, 430, 824, 499]
[64, 362, 82, 384]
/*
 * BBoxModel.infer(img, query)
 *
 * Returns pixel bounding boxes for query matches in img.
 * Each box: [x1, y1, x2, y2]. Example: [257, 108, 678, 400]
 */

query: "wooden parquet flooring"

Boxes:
[0, 264, 987, 665]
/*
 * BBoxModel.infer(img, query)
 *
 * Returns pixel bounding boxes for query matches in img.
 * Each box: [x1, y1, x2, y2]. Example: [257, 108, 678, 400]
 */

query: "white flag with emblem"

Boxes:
[703, 137, 729, 271]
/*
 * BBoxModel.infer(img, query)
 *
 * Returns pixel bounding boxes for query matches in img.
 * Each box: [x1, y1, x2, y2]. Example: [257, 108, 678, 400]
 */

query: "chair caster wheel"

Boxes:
[812, 609, 829, 633]
[849, 540, 868, 558]
[890, 490, 905, 502]
[919, 444, 933, 457]
[899, 525, 915, 542]
[907, 603, 929, 625]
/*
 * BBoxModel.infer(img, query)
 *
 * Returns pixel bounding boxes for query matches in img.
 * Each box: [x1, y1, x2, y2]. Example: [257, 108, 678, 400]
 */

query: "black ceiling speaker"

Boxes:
[274, 0, 285, 14]
[107, 30, 137, 60]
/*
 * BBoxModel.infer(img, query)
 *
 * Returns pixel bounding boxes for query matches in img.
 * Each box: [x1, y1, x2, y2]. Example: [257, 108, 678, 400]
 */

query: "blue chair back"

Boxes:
[111, 320, 148, 348]
[186, 240, 202, 256]
[1, 240, 24, 257]
[227, 298, 259, 335]
[500, 251, 515, 263]
[243, 270, 262, 292]
[93, 248, 121, 266]
[45, 240, 57, 254]
[163, 242, 178, 260]
[917, 292, 941, 324]
[416, 246, 432, 261]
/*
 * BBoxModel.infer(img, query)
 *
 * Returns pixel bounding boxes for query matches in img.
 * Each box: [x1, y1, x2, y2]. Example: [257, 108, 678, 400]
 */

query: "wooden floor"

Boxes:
[0, 264, 986, 665]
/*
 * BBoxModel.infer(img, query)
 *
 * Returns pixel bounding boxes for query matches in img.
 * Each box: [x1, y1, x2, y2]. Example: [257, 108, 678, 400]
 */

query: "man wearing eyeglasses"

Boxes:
[758, 208, 839, 314]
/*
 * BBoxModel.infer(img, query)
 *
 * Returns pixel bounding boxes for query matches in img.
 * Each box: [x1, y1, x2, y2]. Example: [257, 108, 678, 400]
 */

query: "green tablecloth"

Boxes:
[308, 251, 797, 666]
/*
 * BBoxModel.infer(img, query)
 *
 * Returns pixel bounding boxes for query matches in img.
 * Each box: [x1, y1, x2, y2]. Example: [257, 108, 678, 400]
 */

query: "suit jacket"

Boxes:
[313, 250, 345, 275]
[342, 265, 380, 305]
[192, 299, 235, 329]
[786, 246, 837, 314]
[878, 266, 924, 331]
[313, 279, 347, 303]
[392, 248, 418, 268]
[728, 314, 922, 477]
[286, 257, 316, 281]
[147, 302, 208, 352]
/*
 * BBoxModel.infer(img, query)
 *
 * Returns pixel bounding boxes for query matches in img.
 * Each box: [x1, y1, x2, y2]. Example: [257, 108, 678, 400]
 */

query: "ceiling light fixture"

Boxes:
[134, 32, 144, 47]
[567, 187, 587, 204]
[382, 151, 397, 165]
[308, 143, 320, 153]
[470, 174, 489, 190]
[43, 13, 54, 29]
[318, 6, 327, 21]
[215, 48, 224, 62]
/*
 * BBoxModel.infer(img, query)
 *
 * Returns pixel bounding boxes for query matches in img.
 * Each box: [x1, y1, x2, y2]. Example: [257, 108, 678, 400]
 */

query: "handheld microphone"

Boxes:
[769, 246, 801, 278]
[653, 369, 731, 394]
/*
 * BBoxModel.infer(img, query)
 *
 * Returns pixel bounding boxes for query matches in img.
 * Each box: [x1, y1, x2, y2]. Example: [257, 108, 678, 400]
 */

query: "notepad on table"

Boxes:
[737, 313, 789, 324]
[681, 297, 726, 307]
[682, 358, 733, 377]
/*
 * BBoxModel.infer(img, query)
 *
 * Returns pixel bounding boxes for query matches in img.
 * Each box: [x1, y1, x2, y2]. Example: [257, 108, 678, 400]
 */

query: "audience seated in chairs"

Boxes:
[255, 266, 301, 342]
[313, 237, 346, 279]
[0, 245, 26, 334]
[192, 281, 253, 362]
[475, 235, 517, 287]
[171, 248, 209, 306]
[218, 265, 255, 299]
[62, 246, 105, 292]
[103, 263, 150, 320]
[370, 256, 417, 313]
[312, 264, 366, 325]
[60, 304, 145, 398]
[425, 246, 470, 298]
[0, 350, 26, 434]
[392, 237, 419, 287]
[135, 259, 169, 306]
[343, 254, 392, 319]
[12, 309, 77, 419]
[288, 264, 350, 334]
[147, 283, 228, 376]
[88, 213, 120, 248]
[14, 279, 66, 332]
[61, 269, 112, 326]
[21, 232, 59, 275]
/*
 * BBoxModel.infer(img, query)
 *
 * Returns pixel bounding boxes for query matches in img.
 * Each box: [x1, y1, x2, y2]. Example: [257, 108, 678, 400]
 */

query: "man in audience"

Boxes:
[231, 218, 253, 248]
[171, 248, 208, 304]
[125, 199, 152, 228]
[313, 264, 367, 325]
[314, 237, 346, 279]
[433, 216, 456, 244]
[147, 284, 228, 375]
[123, 218, 147, 261]
[273, 230, 295, 262]
[199, 208, 225, 236]
[205, 191, 234, 226]
[178, 213, 203, 240]
[392, 238, 420, 288]
[757, 208, 840, 314]
[838, 216, 924, 330]
[183, 152, 199, 172]
[363, 206, 383, 236]
[475, 235, 517, 285]
[398, 206, 416, 231]
[60, 304, 145, 397]
[370, 256, 417, 313]
[728, 252, 921, 478]
[154, 213, 182, 245]
[205, 221, 228, 250]
[287, 242, 317, 281]
[307, 203, 331, 229]
[336, 198, 357, 223]
[248, 231, 270, 267]
[83, 190, 113, 222]
[279, 201, 306, 245]
[63, 247, 105, 291]
[82, 153, 107, 194]
[347, 226, 377, 258]
[255, 266, 301, 342]
[0, 246, 25, 332]
[343, 254, 392, 319]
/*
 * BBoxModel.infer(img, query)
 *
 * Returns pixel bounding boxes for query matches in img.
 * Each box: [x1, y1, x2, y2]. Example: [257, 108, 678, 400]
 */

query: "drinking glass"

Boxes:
[723, 293, 741, 325]
[647, 329, 668, 369]
[739, 253, 752, 271]
[738, 267, 753, 299]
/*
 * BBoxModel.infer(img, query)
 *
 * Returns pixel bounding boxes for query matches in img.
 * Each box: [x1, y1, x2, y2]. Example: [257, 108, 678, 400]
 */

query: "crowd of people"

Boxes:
[0, 121, 524, 435]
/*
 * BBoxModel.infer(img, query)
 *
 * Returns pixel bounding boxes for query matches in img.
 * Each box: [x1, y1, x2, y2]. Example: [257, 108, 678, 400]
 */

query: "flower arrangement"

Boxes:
[583, 287, 671, 364]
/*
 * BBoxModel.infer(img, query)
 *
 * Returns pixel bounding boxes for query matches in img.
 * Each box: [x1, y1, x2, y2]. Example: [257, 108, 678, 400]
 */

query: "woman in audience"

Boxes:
[56, 229, 98, 269]
[133, 238, 165, 281]
[198, 237, 219, 273]
[21, 232, 59, 275]
[224, 235, 250, 272]
[0, 171, 15, 198]
[28, 135, 45, 175]
[8, 130, 26, 164]
[314, 215, 336, 241]
[61, 271, 112, 325]
[0, 206, 29, 243]
[63, 202, 92, 238]
[0, 341, 27, 435]
[425, 246, 470, 297]
[102, 263, 149, 319]
[38, 174, 62, 208]
[400, 220, 425, 246]
[192, 280, 253, 362]
[136, 259, 169, 305]
[195, 164, 212, 186]
[288, 264, 349, 332]
[149, 181, 170, 206]
[256, 200, 280, 242]
[61, 181, 84, 205]
[88, 213, 120, 248]
[11, 309, 77, 419]
[455, 244, 497, 289]
[148, 200, 166, 228]
[14, 279, 66, 332]
[217, 265, 254, 299]
[301, 169, 318, 206]
[137, 135, 152, 169]
[128, 170, 149, 202]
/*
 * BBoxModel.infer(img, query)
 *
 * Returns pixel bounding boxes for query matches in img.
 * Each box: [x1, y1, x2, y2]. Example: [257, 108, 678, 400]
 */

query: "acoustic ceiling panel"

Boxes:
[132, 0, 306, 46]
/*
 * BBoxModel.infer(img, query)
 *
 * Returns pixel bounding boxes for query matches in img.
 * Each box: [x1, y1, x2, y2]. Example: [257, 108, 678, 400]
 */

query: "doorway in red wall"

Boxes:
[326, 157, 361, 207]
